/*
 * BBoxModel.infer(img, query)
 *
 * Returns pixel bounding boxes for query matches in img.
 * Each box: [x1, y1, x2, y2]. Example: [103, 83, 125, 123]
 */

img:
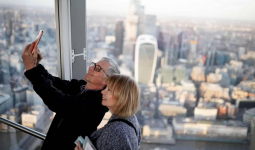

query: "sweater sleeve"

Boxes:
[24, 64, 79, 113]
[25, 64, 79, 95]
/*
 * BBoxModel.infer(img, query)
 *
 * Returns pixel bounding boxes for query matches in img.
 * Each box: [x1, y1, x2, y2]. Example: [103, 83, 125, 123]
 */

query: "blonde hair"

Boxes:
[106, 74, 140, 118]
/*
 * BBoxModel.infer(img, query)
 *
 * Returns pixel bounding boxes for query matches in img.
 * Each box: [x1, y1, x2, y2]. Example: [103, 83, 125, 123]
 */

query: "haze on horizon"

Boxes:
[1, 0, 255, 22]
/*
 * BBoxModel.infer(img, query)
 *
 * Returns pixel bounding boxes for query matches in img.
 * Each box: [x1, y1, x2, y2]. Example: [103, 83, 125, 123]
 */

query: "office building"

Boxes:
[161, 65, 174, 85]
[205, 50, 216, 67]
[243, 108, 255, 130]
[158, 103, 187, 117]
[142, 118, 175, 144]
[174, 65, 186, 83]
[13, 85, 28, 105]
[194, 107, 218, 120]
[164, 35, 179, 66]
[0, 93, 12, 115]
[21, 105, 45, 129]
[125, 0, 144, 41]
[188, 40, 198, 63]
[207, 73, 222, 83]
[173, 117, 247, 139]
[191, 66, 205, 82]
[144, 15, 158, 38]
[200, 83, 229, 100]
[114, 21, 124, 57]
[135, 34, 158, 85]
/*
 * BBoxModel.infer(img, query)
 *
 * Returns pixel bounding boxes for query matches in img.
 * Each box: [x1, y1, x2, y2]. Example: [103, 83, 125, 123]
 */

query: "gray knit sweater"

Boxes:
[89, 114, 141, 150]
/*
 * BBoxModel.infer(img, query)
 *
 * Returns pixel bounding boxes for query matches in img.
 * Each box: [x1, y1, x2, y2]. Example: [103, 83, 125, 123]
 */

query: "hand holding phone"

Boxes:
[31, 30, 43, 54]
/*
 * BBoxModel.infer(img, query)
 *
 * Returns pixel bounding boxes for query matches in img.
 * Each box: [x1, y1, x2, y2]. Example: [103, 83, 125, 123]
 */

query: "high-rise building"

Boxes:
[205, 50, 216, 67]
[144, 15, 157, 38]
[125, 0, 144, 41]
[191, 66, 205, 82]
[174, 65, 186, 83]
[114, 21, 124, 57]
[13, 85, 28, 105]
[0, 93, 12, 115]
[243, 108, 255, 130]
[161, 65, 174, 84]
[188, 40, 198, 63]
[178, 32, 190, 59]
[194, 107, 218, 120]
[165, 35, 179, 66]
[135, 35, 158, 85]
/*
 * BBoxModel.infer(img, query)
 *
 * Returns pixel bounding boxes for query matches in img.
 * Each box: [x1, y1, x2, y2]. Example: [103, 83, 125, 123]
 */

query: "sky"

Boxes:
[1, 0, 255, 21]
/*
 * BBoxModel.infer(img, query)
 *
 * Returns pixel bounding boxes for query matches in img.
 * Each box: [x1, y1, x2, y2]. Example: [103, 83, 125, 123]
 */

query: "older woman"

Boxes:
[75, 74, 141, 150]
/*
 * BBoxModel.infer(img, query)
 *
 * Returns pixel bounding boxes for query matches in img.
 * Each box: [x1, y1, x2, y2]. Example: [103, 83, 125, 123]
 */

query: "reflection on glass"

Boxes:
[0, 1, 56, 150]
[87, 0, 255, 149]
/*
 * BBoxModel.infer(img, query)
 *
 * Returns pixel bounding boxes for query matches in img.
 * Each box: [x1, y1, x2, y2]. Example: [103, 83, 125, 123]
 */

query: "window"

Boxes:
[87, 0, 254, 149]
[0, 1, 57, 149]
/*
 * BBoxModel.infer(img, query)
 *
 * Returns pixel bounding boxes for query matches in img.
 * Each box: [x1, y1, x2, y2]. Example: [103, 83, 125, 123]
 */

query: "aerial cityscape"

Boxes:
[1, 0, 255, 150]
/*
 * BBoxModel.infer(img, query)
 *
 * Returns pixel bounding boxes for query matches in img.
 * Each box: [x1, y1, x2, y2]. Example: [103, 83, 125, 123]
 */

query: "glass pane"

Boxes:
[87, 0, 255, 149]
[0, 1, 57, 149]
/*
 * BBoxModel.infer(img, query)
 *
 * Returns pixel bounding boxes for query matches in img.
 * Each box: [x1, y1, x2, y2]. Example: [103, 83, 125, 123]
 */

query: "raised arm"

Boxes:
[22, 43, 81, 95]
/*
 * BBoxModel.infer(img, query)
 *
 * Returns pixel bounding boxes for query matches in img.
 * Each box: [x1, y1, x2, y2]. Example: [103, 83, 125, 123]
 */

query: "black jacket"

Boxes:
[24, 64, 108, 150]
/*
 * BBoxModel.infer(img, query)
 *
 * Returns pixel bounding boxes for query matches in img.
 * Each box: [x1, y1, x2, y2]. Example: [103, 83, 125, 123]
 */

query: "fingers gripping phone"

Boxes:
[31, 30, 43, 54]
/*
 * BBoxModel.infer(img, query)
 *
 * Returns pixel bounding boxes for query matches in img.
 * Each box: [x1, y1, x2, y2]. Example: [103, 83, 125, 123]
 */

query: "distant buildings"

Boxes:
[191, 66, 205, 82]
[125, 0, 144, 41]
[194, 107, 218, 121]
[0, 93, 12, 115]
[158, 103, 187, 117]
[160, 65, 186, 85]
[173, 117, 247, 139]
[232, 80, 255, 99]
[21, 105, 45, 129]
[142, 118, 175, 144]
[135, 35, 158, 85]
[200, 82, 230, 100]
[114, 21, 124, 57]
[144, 15, 158, 38]
[243, 108, 255, 130]
[188, 40, 198, 63]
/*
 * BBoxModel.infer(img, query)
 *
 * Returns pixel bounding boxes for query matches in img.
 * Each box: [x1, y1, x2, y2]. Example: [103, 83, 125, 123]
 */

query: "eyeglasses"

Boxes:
[89, 62, 109, 77]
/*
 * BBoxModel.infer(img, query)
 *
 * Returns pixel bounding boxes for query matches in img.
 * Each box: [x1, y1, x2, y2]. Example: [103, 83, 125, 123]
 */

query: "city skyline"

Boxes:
[1, 1, 255, 149]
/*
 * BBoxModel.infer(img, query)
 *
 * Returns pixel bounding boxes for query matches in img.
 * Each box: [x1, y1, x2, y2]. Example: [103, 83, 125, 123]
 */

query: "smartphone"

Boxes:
[31, 30, 43, 54]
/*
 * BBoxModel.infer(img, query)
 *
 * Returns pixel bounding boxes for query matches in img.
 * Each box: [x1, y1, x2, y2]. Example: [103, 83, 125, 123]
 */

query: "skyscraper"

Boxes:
[144, 15, 157, 38]
[125, 0, 144, 41]
[205, 50, 216, 67]
[165, 35, 179, 66]
[188, 40, 198, 63]
[114, 21, 124, 57]
[135, 35, 158, 85]
[161, 65, 174, 84]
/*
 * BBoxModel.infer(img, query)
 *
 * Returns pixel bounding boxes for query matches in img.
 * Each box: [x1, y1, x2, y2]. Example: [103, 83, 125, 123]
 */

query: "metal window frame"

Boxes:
[55, 0, 87, 80]
[70, 0, 87, 80]
[55, 0, 73, 80]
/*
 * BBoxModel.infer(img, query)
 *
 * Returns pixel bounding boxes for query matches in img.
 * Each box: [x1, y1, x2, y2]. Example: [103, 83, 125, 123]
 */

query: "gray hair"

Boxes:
[101, 57, 120, 76]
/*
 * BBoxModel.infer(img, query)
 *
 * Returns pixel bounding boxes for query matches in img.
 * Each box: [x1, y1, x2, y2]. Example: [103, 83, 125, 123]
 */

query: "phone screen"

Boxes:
[31, 30, 43, 54]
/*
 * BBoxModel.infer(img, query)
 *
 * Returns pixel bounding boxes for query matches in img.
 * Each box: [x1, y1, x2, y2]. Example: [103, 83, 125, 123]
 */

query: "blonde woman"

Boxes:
[75, 74, 141, 150]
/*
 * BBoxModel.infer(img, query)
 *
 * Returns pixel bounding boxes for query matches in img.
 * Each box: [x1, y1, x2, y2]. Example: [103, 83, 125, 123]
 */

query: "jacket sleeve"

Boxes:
[24, 64, 80, 113]
[25, 64, 80, 96]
